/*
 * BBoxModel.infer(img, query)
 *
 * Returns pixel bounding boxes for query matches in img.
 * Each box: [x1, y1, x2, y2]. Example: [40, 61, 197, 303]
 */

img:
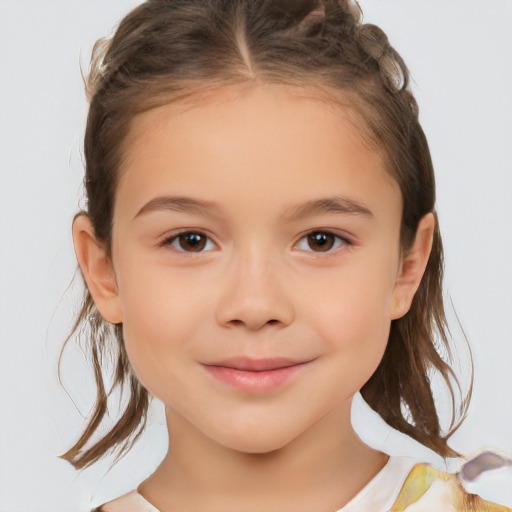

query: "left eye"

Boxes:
[164, 232, 216, 253]
[295, 231, 348, 253]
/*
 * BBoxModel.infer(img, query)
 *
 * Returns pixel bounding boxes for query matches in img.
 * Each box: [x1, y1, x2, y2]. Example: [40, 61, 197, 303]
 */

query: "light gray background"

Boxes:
[0, 1, 511, 510]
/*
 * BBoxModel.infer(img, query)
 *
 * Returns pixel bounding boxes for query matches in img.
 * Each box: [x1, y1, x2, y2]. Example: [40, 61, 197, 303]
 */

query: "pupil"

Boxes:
[308, 232, 334, 252]
[180, 233, 206, 252]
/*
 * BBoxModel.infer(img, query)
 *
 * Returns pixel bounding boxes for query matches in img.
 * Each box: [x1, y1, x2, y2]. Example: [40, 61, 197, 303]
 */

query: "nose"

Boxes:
[215, 249, 295, 331]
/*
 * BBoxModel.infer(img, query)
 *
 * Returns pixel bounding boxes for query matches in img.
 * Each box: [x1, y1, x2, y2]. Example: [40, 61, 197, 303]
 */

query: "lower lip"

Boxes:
[203, 363, 309, 392]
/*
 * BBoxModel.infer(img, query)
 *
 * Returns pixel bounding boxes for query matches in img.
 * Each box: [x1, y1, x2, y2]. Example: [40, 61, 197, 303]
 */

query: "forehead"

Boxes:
[123, 82, 382, 168]
[115, 84, 401, 222]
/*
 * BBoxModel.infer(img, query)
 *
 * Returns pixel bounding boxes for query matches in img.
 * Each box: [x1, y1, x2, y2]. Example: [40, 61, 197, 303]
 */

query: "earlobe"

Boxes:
[72, 214, 123, 324]
[389, 212, 435, 320]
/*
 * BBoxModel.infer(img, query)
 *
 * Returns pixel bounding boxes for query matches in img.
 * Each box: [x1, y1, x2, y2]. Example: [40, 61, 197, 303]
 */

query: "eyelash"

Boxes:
[295, 230, 352, 255]
[159, 230, 352, 256]
[159, 230, 216, 254]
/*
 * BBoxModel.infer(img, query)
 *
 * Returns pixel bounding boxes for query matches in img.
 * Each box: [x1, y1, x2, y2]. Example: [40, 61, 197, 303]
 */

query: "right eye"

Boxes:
[162, 231, 216, 253]
[295, 230, 350, 254]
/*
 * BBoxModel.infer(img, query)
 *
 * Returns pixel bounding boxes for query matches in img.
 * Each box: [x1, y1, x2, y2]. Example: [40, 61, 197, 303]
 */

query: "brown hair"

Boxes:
[60, 0, 471, 469]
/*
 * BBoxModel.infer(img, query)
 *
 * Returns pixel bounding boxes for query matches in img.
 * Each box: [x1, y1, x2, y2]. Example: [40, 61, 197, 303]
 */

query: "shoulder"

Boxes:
[390, 463, 511, 512]
[92, 490, 160, 512]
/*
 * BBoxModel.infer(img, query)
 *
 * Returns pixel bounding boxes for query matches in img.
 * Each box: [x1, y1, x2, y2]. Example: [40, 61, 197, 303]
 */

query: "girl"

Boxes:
[59, 0, 511, 510]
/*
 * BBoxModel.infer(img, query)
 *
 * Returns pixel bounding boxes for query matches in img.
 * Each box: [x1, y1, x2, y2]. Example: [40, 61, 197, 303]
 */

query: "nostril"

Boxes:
[226, 318, 281, 329]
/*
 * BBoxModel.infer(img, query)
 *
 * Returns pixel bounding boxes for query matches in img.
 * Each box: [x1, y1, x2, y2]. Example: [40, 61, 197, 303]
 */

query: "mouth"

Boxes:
[202, 357, 313, 392]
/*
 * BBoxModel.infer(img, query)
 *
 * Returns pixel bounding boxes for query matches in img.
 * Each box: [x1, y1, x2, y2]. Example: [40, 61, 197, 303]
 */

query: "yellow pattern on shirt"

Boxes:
[389, 464, 510, 512]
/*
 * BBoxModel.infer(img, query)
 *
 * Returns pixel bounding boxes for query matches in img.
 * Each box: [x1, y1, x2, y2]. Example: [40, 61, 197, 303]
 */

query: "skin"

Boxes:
[73, 84, 434, 511]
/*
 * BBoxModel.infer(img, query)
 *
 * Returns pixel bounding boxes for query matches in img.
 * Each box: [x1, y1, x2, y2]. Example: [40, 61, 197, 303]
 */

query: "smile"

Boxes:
[202, 357, 313, 393]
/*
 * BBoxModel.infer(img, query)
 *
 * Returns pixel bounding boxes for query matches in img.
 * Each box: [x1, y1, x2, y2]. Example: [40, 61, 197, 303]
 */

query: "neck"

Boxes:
[138, 400, 388, 511]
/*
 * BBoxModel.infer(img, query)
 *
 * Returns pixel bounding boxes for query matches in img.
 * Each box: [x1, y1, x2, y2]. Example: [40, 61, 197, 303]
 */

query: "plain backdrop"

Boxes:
[0, 1, 511, 510]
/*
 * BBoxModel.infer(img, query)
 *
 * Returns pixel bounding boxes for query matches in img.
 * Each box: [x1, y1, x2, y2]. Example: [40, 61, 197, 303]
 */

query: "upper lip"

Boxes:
[203, 357, 308, 372]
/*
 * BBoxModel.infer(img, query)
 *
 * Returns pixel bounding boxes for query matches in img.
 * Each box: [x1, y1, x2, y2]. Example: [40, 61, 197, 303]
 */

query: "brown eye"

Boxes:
[165, 232, 214, 253]
[179, 233, 206, 251]
[295, 230, 348, 254]
[307, 231, 336, 252]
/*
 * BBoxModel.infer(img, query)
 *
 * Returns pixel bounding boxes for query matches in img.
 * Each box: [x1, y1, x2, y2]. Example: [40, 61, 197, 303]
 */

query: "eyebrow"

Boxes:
[134, 195, 373, 220]
[280, 196, 373, 221]
[134, 196, 218, 219]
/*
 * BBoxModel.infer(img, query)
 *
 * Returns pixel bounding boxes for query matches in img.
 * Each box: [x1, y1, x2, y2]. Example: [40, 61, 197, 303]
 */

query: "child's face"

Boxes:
[106, 85, 409, 453]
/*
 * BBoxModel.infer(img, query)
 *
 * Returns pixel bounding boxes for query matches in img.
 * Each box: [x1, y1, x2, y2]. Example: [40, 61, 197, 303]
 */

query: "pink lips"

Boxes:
[202, 357, 311, 392]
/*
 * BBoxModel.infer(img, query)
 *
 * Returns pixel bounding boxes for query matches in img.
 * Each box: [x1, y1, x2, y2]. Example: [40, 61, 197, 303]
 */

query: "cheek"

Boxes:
[114, 261, 210, 395]
[316, 293, 391, 356]
[312, 300, 391, 396]
[303, 257, 396, 370]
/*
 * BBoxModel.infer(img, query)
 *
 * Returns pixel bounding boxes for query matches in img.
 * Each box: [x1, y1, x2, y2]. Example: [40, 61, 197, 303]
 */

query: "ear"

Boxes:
[389, 212, 435, 320]
[72, 214, 123, 324]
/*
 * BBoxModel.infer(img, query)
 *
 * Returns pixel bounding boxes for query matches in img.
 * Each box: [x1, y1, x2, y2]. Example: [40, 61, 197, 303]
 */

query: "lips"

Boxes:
[205, 357, 302, 372]
[202, 357, 312, 392]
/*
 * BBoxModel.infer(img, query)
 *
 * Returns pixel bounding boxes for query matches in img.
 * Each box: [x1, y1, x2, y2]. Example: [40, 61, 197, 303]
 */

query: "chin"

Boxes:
[211, 422, 300, 455]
